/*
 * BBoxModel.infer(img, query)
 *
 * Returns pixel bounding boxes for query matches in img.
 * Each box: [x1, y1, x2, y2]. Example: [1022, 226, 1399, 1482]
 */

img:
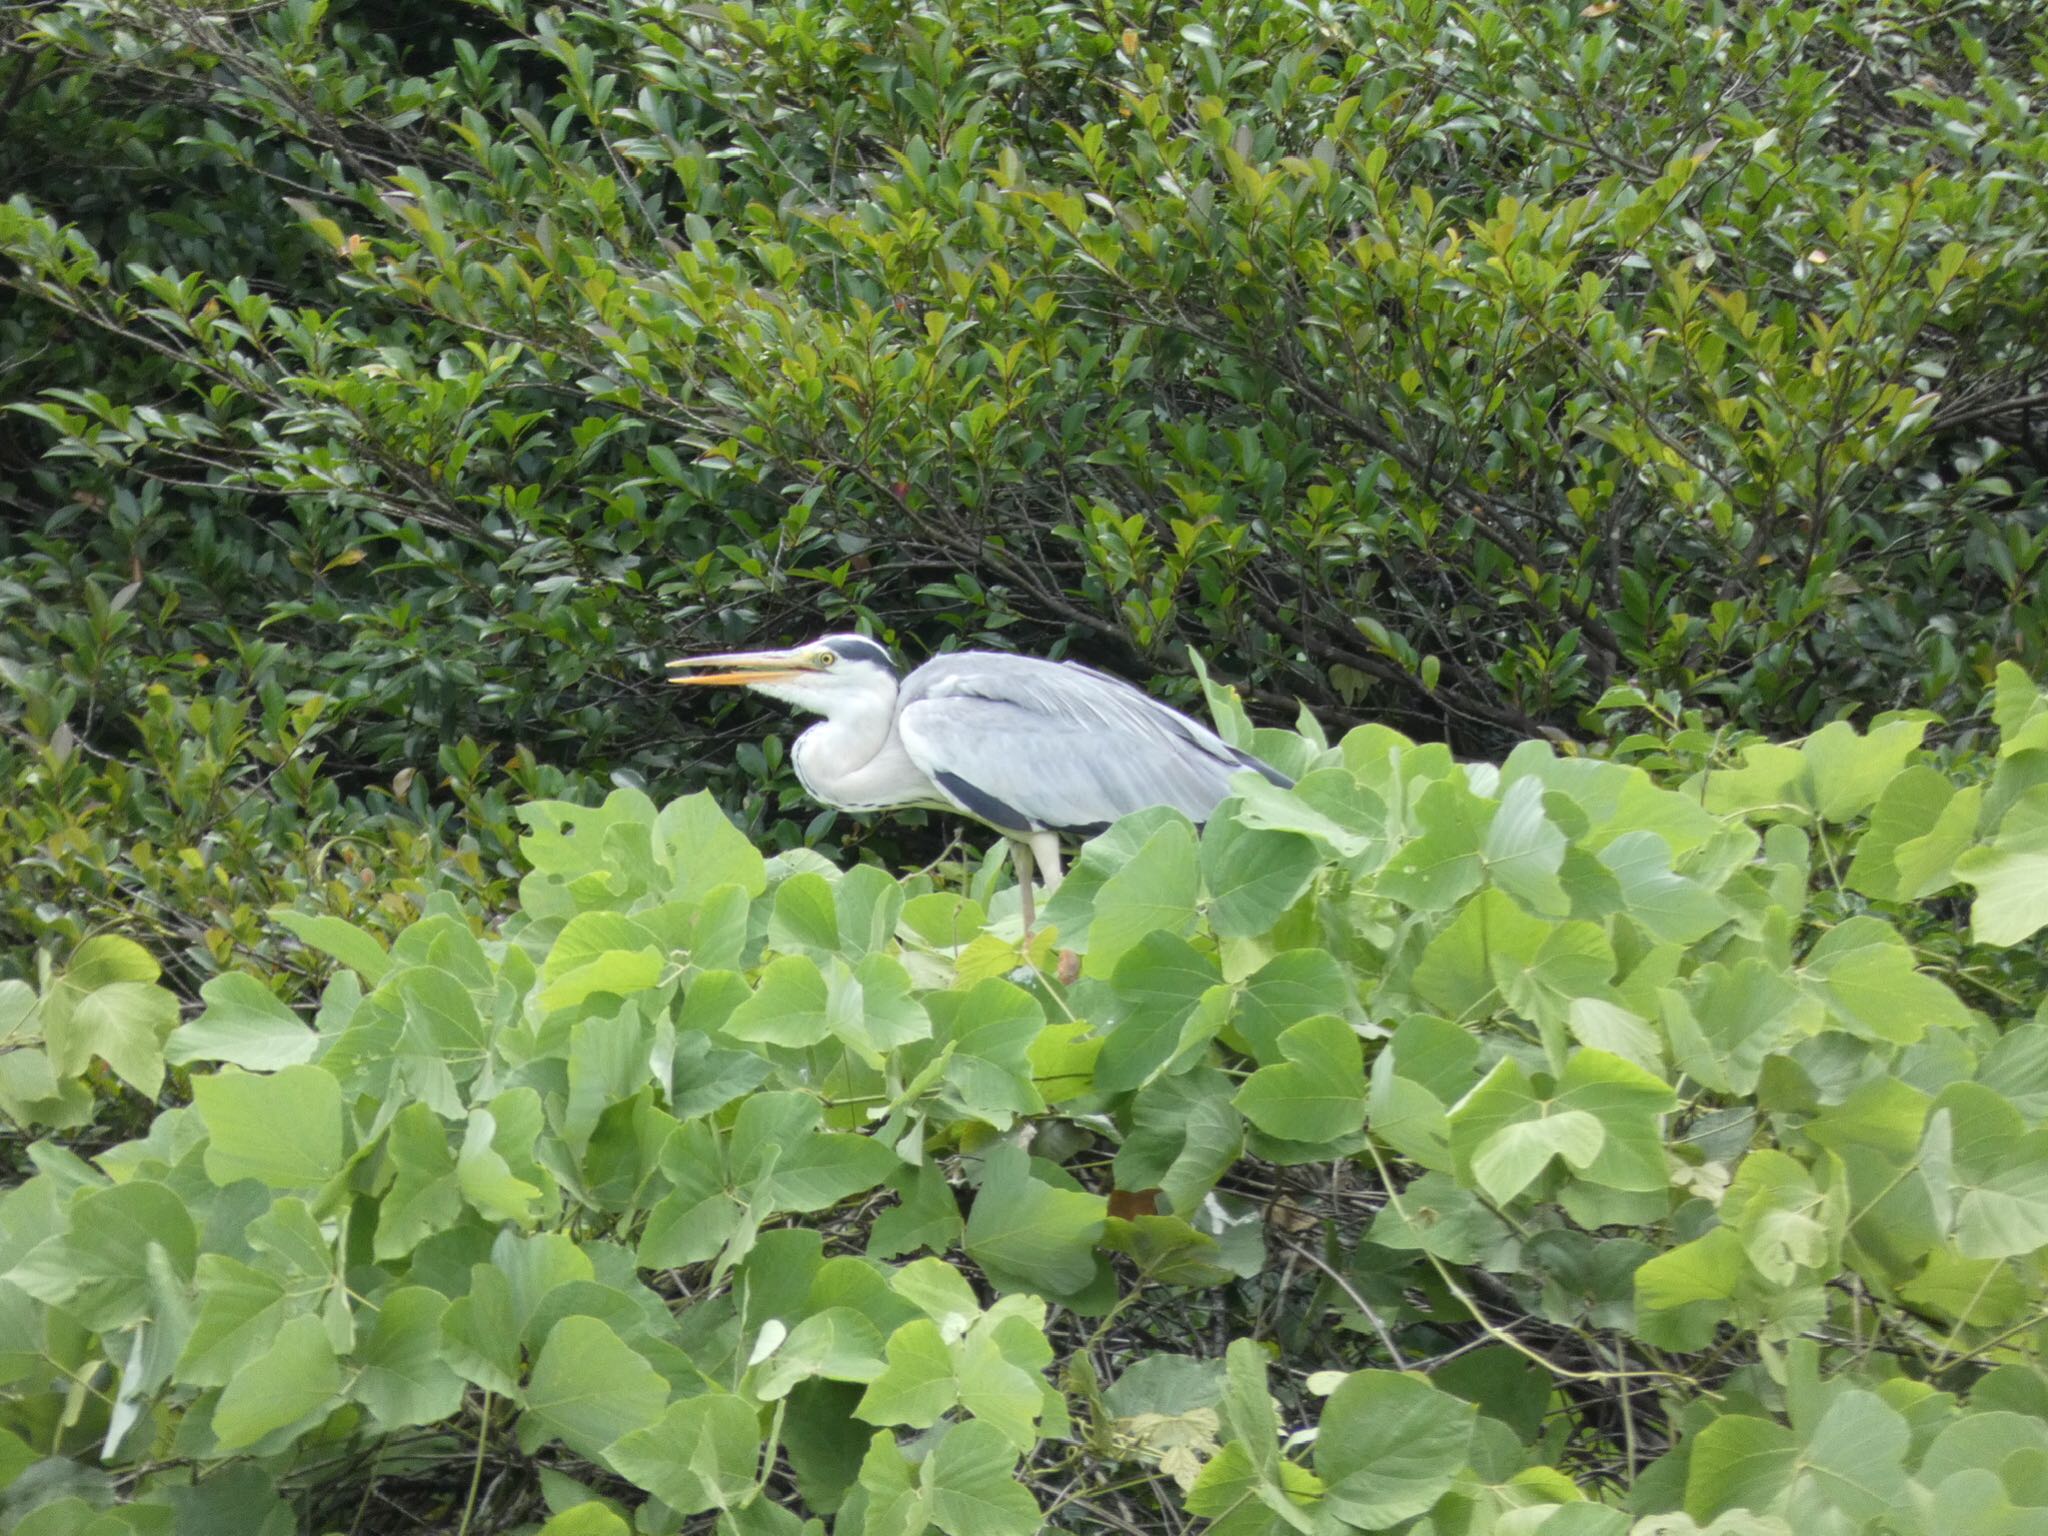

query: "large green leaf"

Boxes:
[194, 1065, 345, 1190]
[1683, 1414, 1797, 1521]
[45, 980, 175, 1099]
[605, 1393, 762, 1514]
[724, 955, 832, 1049]
[964, 1144, 1104, 1297]
[1231, 1016, 1365, 1145]
[653, 791, 768, 902]
[352, 1286, 465, 1431]
[167, 973, 317, 1071]
[1955, 785, 2048, 946]
[522, 1315, 669, 1461]
[1201, 809, 1319, 938]
[6, 1180, 197, 1332]
[1480, 776, 1570, 915]
[1313, 1370, 1475, 1527]
[1083, 818, 1200, 978]
[269, 909, 391, 983]
[925, 1419, 1040, 1536]
[211, 1313, 341, 1450]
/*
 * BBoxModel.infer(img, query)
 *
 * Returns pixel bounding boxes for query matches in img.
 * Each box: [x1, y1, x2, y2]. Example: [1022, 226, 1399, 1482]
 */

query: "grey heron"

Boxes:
[668, 634, 1292, 933]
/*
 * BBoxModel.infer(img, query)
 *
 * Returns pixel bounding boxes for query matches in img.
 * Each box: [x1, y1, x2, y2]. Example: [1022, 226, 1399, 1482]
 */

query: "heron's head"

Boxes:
[665, 633, 899, 715]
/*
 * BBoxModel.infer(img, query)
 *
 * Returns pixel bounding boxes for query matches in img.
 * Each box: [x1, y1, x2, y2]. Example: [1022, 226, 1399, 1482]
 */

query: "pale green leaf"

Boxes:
[523, 1316, 668, 1461]
[212, 1313, 340, 1450]
[167, 973, 317, 1071]
[604, 1393, 761, 1514]
[195, 1065, 344, 1190]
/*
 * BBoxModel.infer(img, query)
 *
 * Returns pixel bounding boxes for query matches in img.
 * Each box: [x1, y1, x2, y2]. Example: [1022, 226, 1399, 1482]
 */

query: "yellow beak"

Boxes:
[665, 647, 819, 687]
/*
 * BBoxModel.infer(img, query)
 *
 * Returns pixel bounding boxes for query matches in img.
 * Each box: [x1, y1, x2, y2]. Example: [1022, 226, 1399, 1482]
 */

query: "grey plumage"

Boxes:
[897, 650, 1287, 835]
[667, 632, 1292, 931]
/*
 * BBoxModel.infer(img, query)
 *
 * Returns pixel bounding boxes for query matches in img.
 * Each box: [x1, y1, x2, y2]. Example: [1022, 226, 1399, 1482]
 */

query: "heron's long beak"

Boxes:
[665, 646, 820, 687]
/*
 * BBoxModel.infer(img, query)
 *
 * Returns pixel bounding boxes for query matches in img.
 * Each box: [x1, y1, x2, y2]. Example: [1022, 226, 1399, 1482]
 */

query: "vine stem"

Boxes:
[455, 1389, 492, 1536]
[1363, 1142, 1688, 1388]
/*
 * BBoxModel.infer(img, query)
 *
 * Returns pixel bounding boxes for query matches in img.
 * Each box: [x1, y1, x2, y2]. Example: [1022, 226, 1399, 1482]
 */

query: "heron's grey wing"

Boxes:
[895, 652, 1284, 833]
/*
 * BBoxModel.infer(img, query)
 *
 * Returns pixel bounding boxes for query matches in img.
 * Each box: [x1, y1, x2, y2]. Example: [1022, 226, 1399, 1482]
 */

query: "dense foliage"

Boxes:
[5, 0, 2048, 1530]
[4, 663, 2048, 1533]
[4, 0, 2048, 974]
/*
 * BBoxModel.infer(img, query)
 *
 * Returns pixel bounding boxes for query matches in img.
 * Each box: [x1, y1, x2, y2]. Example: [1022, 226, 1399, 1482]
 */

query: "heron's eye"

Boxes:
[813, 650, 836, 667]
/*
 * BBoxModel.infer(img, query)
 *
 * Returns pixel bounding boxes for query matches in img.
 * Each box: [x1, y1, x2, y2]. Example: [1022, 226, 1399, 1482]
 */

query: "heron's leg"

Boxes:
[1029, 831, 1064, 893]
[1009, 838, 1037, 938]
[1028, 833, 1081, 984]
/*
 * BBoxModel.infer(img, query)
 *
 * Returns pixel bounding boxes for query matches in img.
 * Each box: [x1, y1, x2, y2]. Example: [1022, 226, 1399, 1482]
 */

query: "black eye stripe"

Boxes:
[825, 637, 896, 670]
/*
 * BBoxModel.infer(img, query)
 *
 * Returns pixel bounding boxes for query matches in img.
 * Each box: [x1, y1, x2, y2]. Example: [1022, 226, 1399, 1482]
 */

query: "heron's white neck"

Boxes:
[786, 676, 930, 812]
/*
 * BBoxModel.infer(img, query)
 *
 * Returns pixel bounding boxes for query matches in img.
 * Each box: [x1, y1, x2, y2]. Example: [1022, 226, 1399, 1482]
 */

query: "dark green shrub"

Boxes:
[4, 0, 2045, 792]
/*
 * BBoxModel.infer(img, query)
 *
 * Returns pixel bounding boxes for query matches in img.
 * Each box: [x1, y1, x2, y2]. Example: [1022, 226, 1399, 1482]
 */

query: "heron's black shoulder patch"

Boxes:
[932, 770, 1033, 834]
[826, 636, 897, 671]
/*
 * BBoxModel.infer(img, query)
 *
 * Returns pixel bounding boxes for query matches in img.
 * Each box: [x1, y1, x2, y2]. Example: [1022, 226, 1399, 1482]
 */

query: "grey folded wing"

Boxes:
[894, 651, 1287, 835]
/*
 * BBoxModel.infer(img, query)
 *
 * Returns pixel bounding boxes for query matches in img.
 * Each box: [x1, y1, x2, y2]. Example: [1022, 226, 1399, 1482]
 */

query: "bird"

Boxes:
[667, 634, 1292, 934]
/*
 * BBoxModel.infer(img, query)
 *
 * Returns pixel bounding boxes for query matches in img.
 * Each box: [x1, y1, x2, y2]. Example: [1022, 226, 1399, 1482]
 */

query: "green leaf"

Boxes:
[45, 980, 175, 1098]
[753, 1308, 886, 1400]
[523, 1315, 668, 1461]
[724, 954, 832, 1049]
[375, 1101, 462, 1260]
[1201, 810, 1318, 938]
[1371, 1171, 1511, 1264]
[654, 791, 768, 902]
[1115, 1069, 1244, 1216]
[439, 1266, 521, 1397]
[1448, 1057, 1622, 1204]
[195, 1065, 345, 1189]
[1097, 932, 1222, 1093]
[1700, 743, 1811, 822]
[1789, 1389, 1905, 1525]
[1954, 1157, 2048, 1259]
[458, 1106, 543, 1224]
[758, 1132, 898, 1215]
[1598, 831, 1728, 943]
[1411, 887, 1549, 1021]
[1470, 1111, 1604, 1206]
[6, 1180, 197, 1332]
[1082, 818, 1199, 978]
[1313, 1370, 1476, 1527]
[537, 913, 663, 1010]
[1802, 718, 1924, 822]
[536, 1506, 630, 1536]
[1481, 776, 1570, 915]
[1683, 1413, 1797, 1521]
[1634, 1227, 1744, 1351]
[1847, 766, 1978, 899]
[1802, 918, 1974, 1044]
[212, 1313, 341, 1450]
[769, 870, 840, 954]
[270, 909, 392, 983]
[1379, 778, 1487, 911]
[604, 1393, 762, 1515]
[925, 1418, 1041, 1536]
[1231, 1016, 1365, 1144]
[1954, 785, 2048, 946]
[1667, 958, 1821, 1095]
[856, 1318, 957, 1429]
[353, 1286, 465, 1430]
[964, 1143, 1105, 1297]
[167, 973, 317, 1071]
[175, 1256, 289, 1386]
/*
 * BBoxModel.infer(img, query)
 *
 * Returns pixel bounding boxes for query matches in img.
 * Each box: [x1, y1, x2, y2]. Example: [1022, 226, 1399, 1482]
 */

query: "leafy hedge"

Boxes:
[4, 0, 2046, 857]
[3, 664, 2046, 1533]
